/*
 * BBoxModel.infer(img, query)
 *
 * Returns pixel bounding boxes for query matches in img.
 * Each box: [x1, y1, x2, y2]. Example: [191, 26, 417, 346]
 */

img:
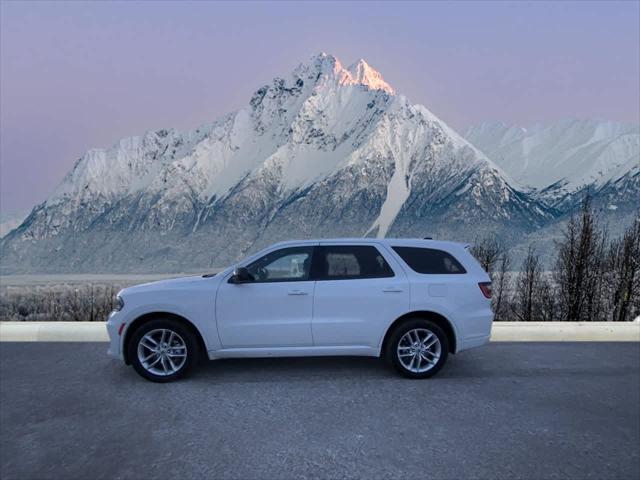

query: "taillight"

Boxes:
[478, 282, 492, 299]
[118, 323, 126, 336]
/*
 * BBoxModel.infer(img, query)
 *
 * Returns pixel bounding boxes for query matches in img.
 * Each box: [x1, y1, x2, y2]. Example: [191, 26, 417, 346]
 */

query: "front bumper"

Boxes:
[106, 311, 125, 361]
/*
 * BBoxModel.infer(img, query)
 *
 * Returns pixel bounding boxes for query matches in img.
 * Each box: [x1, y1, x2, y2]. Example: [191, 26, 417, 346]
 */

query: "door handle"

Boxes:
[288, 290, 309, 296]
[382, 287, 403, 293]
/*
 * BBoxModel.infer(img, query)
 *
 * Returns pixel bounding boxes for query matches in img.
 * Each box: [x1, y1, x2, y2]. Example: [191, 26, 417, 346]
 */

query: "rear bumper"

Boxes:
[458, 333, 491, 351]
[456, 307, 493, 353]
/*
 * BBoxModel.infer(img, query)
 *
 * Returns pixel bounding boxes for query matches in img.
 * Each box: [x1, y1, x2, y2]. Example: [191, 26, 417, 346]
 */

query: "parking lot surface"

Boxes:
[1, 342, 639, 480]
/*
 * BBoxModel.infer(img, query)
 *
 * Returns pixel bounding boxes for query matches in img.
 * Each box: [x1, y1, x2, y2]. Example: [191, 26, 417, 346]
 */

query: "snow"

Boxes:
[366, 160, 411, 238]
[28, 54, 638, 239]
[464, 119, 640, 194]
[47, 51, 521, 230]
[47, 53, 405, 211]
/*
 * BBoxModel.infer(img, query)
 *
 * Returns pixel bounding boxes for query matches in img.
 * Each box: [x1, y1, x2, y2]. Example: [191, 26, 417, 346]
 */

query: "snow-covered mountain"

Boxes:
[0, 212, 27, 239]
[1, 53, 554, 273]
[464, 119, 639, 209]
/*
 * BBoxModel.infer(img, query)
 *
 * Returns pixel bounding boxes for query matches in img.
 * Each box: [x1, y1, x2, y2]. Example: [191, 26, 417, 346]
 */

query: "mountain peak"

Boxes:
[300, 53, 395, 94]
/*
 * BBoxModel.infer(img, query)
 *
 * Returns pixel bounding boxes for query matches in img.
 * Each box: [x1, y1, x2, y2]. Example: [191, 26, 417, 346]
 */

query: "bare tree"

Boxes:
[554, 197, 604, 321]
[512, 245, 544, 322]
[538, 275, 557, 322]
[605, 217, 640, 322]
[470, 234, 502, 274]
[585, 227, 608, 322]
[492, 251, 511, 321]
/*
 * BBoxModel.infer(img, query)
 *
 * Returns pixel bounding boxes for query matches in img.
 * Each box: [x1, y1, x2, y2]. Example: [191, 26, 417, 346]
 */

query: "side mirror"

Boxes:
[230, 267, 252, 284]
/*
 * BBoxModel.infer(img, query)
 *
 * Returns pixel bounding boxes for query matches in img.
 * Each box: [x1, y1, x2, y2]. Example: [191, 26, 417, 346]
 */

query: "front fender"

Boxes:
[117, 298, 220, 356]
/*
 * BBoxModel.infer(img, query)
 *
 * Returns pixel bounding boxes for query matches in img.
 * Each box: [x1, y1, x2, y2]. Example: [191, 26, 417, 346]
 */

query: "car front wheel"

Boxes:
[128, 319, 198, 382]
[386, 319, 449, 378]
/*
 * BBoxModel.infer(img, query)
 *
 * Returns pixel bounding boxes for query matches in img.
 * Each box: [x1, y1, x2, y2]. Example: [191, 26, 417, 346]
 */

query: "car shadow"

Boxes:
[102, 343, 640, 385]
[190, 355, 396, 383]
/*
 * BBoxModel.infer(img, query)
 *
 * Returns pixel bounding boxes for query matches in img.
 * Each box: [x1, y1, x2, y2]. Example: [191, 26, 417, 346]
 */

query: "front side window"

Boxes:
[246, 247, 313, 282]
[392, 246, 466, 274]
[312, 245, 394, 280]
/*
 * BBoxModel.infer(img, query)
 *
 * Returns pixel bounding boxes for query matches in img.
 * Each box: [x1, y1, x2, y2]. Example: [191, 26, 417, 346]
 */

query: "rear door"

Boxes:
[310, 243, 410, 347]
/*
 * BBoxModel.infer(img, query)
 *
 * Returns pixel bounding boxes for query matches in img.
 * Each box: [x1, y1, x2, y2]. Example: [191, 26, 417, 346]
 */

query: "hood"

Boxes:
[120, 274, 219, 295]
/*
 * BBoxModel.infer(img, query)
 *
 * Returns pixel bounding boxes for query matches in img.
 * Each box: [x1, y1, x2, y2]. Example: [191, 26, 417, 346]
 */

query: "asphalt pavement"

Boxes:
[1, 342, 639, 480]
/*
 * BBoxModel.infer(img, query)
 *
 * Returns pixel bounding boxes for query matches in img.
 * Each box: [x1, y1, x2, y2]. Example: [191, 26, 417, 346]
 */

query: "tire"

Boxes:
[128, 318, 199, 383]
[385, 318, 449, 379]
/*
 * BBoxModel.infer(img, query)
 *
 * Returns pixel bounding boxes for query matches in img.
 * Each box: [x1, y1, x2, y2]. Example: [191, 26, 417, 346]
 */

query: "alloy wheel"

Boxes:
[396, 328, 442, 373]
[137, 328, 187, 376]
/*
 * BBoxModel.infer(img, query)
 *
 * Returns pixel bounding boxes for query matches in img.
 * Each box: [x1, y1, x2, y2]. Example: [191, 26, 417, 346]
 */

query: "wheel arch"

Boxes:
[122, 311, 207, 365]
[381, 311, 458, 356]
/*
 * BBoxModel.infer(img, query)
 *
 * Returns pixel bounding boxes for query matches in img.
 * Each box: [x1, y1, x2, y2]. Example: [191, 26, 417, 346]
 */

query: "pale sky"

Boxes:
[1, 0, 639, 213]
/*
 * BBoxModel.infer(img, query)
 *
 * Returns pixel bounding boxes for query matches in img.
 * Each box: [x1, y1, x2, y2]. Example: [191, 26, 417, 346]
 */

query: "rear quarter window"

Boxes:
[392, 247, 466, 274]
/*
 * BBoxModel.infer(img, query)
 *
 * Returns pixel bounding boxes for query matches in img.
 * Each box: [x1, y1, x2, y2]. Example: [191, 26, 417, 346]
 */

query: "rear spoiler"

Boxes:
[421, 238, 471, 249]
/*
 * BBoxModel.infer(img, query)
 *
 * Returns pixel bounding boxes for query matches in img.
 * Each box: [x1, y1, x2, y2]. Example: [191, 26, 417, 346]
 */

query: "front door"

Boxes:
[216, 246, 315, 348]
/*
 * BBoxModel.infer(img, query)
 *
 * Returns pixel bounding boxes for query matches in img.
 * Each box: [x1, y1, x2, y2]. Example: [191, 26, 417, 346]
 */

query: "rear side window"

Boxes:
[312, 245, 395, 280]
[392, 247, 466, 274]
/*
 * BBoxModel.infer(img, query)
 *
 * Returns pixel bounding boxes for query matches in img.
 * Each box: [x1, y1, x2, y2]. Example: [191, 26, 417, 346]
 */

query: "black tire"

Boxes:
[128, 318, 199, 383]
[385, 318, 449, 379]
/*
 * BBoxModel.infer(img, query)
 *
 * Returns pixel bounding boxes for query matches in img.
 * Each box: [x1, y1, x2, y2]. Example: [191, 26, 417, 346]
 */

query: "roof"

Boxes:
[270, 238, 469, 250]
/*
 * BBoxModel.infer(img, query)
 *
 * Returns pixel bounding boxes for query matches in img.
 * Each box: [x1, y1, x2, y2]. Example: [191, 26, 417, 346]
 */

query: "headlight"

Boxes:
[113, 295, 124, 312]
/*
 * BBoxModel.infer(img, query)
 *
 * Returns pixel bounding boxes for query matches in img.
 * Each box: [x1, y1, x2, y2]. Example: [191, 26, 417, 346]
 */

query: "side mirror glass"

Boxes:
[230, 267, 252, 284]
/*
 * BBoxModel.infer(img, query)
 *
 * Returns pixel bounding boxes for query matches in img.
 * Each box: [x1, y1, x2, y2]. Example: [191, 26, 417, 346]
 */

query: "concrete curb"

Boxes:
[490, 321, 640, 342]
[0, 322, 109, 342]
[1, 321, 639, 342]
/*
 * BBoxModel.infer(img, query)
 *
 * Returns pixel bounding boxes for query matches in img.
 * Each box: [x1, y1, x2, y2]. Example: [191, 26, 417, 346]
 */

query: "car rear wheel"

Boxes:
[386, 319, 449, 378]
[128, 319, 198, 382]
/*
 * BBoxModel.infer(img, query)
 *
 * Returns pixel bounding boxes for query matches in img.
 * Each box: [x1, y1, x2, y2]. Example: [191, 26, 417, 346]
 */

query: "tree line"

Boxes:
[471, 198, 640, 322]
[0, 283, 120, 322]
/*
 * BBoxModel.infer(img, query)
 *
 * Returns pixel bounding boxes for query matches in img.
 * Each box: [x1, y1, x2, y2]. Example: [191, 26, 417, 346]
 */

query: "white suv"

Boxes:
[107, 239, 493, 382]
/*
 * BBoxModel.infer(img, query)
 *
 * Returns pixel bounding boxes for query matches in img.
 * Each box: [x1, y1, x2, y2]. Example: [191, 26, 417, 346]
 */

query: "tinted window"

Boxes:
[392, 247, 466, 274]
[246, 247, 313, 282]
[312, 246, 394, 280]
